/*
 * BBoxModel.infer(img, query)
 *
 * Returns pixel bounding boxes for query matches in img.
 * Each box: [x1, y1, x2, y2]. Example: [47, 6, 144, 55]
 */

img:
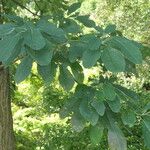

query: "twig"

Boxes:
[11, 0, 40, 17]
[34, 0, 43, 15]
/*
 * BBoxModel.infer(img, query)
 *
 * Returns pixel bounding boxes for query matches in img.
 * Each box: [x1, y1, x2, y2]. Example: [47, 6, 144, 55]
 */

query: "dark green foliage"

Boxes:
[1, 1, 149, 149]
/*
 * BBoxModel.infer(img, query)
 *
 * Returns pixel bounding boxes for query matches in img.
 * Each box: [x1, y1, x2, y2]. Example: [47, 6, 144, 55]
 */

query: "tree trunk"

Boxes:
[0, 65, 15, 150]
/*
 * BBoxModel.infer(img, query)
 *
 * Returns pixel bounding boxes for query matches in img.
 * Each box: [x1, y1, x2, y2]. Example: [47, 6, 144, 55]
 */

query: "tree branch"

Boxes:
[11, 0, 40, 17]
[34, 0, 43, 15]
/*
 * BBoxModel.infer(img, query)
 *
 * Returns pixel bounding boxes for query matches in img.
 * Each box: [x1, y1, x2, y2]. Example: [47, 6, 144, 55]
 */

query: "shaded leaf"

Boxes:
[143, 102, 150, 113]
[37, 19, 67, 43]
[0, 34, 21, 61]
[14, 56, 33, 83]
[114, 84, 139, 101]
[101, 48, 125, 72]
[3, 39, 23, 66]
[107, 96, 121, 113]
[142, 116, 150, 148]
[59, 97, 79, 119]
[91, 100, 105, 116]
[90, 124, 104, 144]
[80, 34, 101, 50]
[24, 27, 46, 50]
[67, 2, 81, 15]
[106, 111, 127, 150]
[62, 19, 81, 33]
[96, 90, 106, 101]
[76, 15, 96, 28]
[82, 50, 101, 68]
[71, 62, 84, 83]
[79, 100, 99, 126]
[105, 24, 116, 34]
[59, 65, 75, 91]
[121, 110, 136, 127]
[103, 83, 116, 101]
[69, 41, 85, 62]
[37, 61, 57, 83]
[109, 36, 142, 64]
[0, 23, 15, 37]
[71, 112, 86, 132]
[27, 41, 53, 66]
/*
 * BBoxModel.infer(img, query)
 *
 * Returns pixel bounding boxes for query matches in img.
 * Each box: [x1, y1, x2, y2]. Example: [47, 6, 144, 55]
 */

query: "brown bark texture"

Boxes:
[0, 65, 15, 150]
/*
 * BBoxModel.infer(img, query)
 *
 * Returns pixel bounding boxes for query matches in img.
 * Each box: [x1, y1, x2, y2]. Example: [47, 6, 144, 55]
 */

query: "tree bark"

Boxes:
[0, 65, 15, 150]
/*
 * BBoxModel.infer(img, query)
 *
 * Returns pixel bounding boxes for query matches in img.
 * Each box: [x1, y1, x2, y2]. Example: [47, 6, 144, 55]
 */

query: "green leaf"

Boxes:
[37, 62, 57, 83]
[143, 102, 150, 113]
[24, 27, 46, 50]
[69, 41, 85, 62]
[82, 50, 101, 68]
[109, 36, 142, 64]
[3, 39, 23, 66]
[0, 23, 15, 37]
[3, 14, 23, 24]
[59, 97, 79, 119]
[107, 96, 120, 113]
[62, 19, 81, 33]
[37, 19, 67, 43]
[121, 110, 136, 127]
[114, 85, 139, 101]
[59, 65, 75, 91]
[27, 41, 53, 66]
[101, 48, 125, 72]
[71, 112, 86, 132]
[90, 124, 104, 145]
[80, 34, 101, 50]
[67, 2, 81, 15]
[76, 15, 96, 28]
[79, 100, 99, 126]
[142, 116, 150, 148]
[96, 90, 106, 101]
[105, 24, 116, 34]
[0, 34, 21, 61]
[91, 100, 105, 116]
[103, 83, 116, 101]
[94, 26, 104, 34]
[71, 62, 84, 83]
[14, 56, 33, 83]
[106, 112, 127, 150]
[125, 60, 136, 74]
